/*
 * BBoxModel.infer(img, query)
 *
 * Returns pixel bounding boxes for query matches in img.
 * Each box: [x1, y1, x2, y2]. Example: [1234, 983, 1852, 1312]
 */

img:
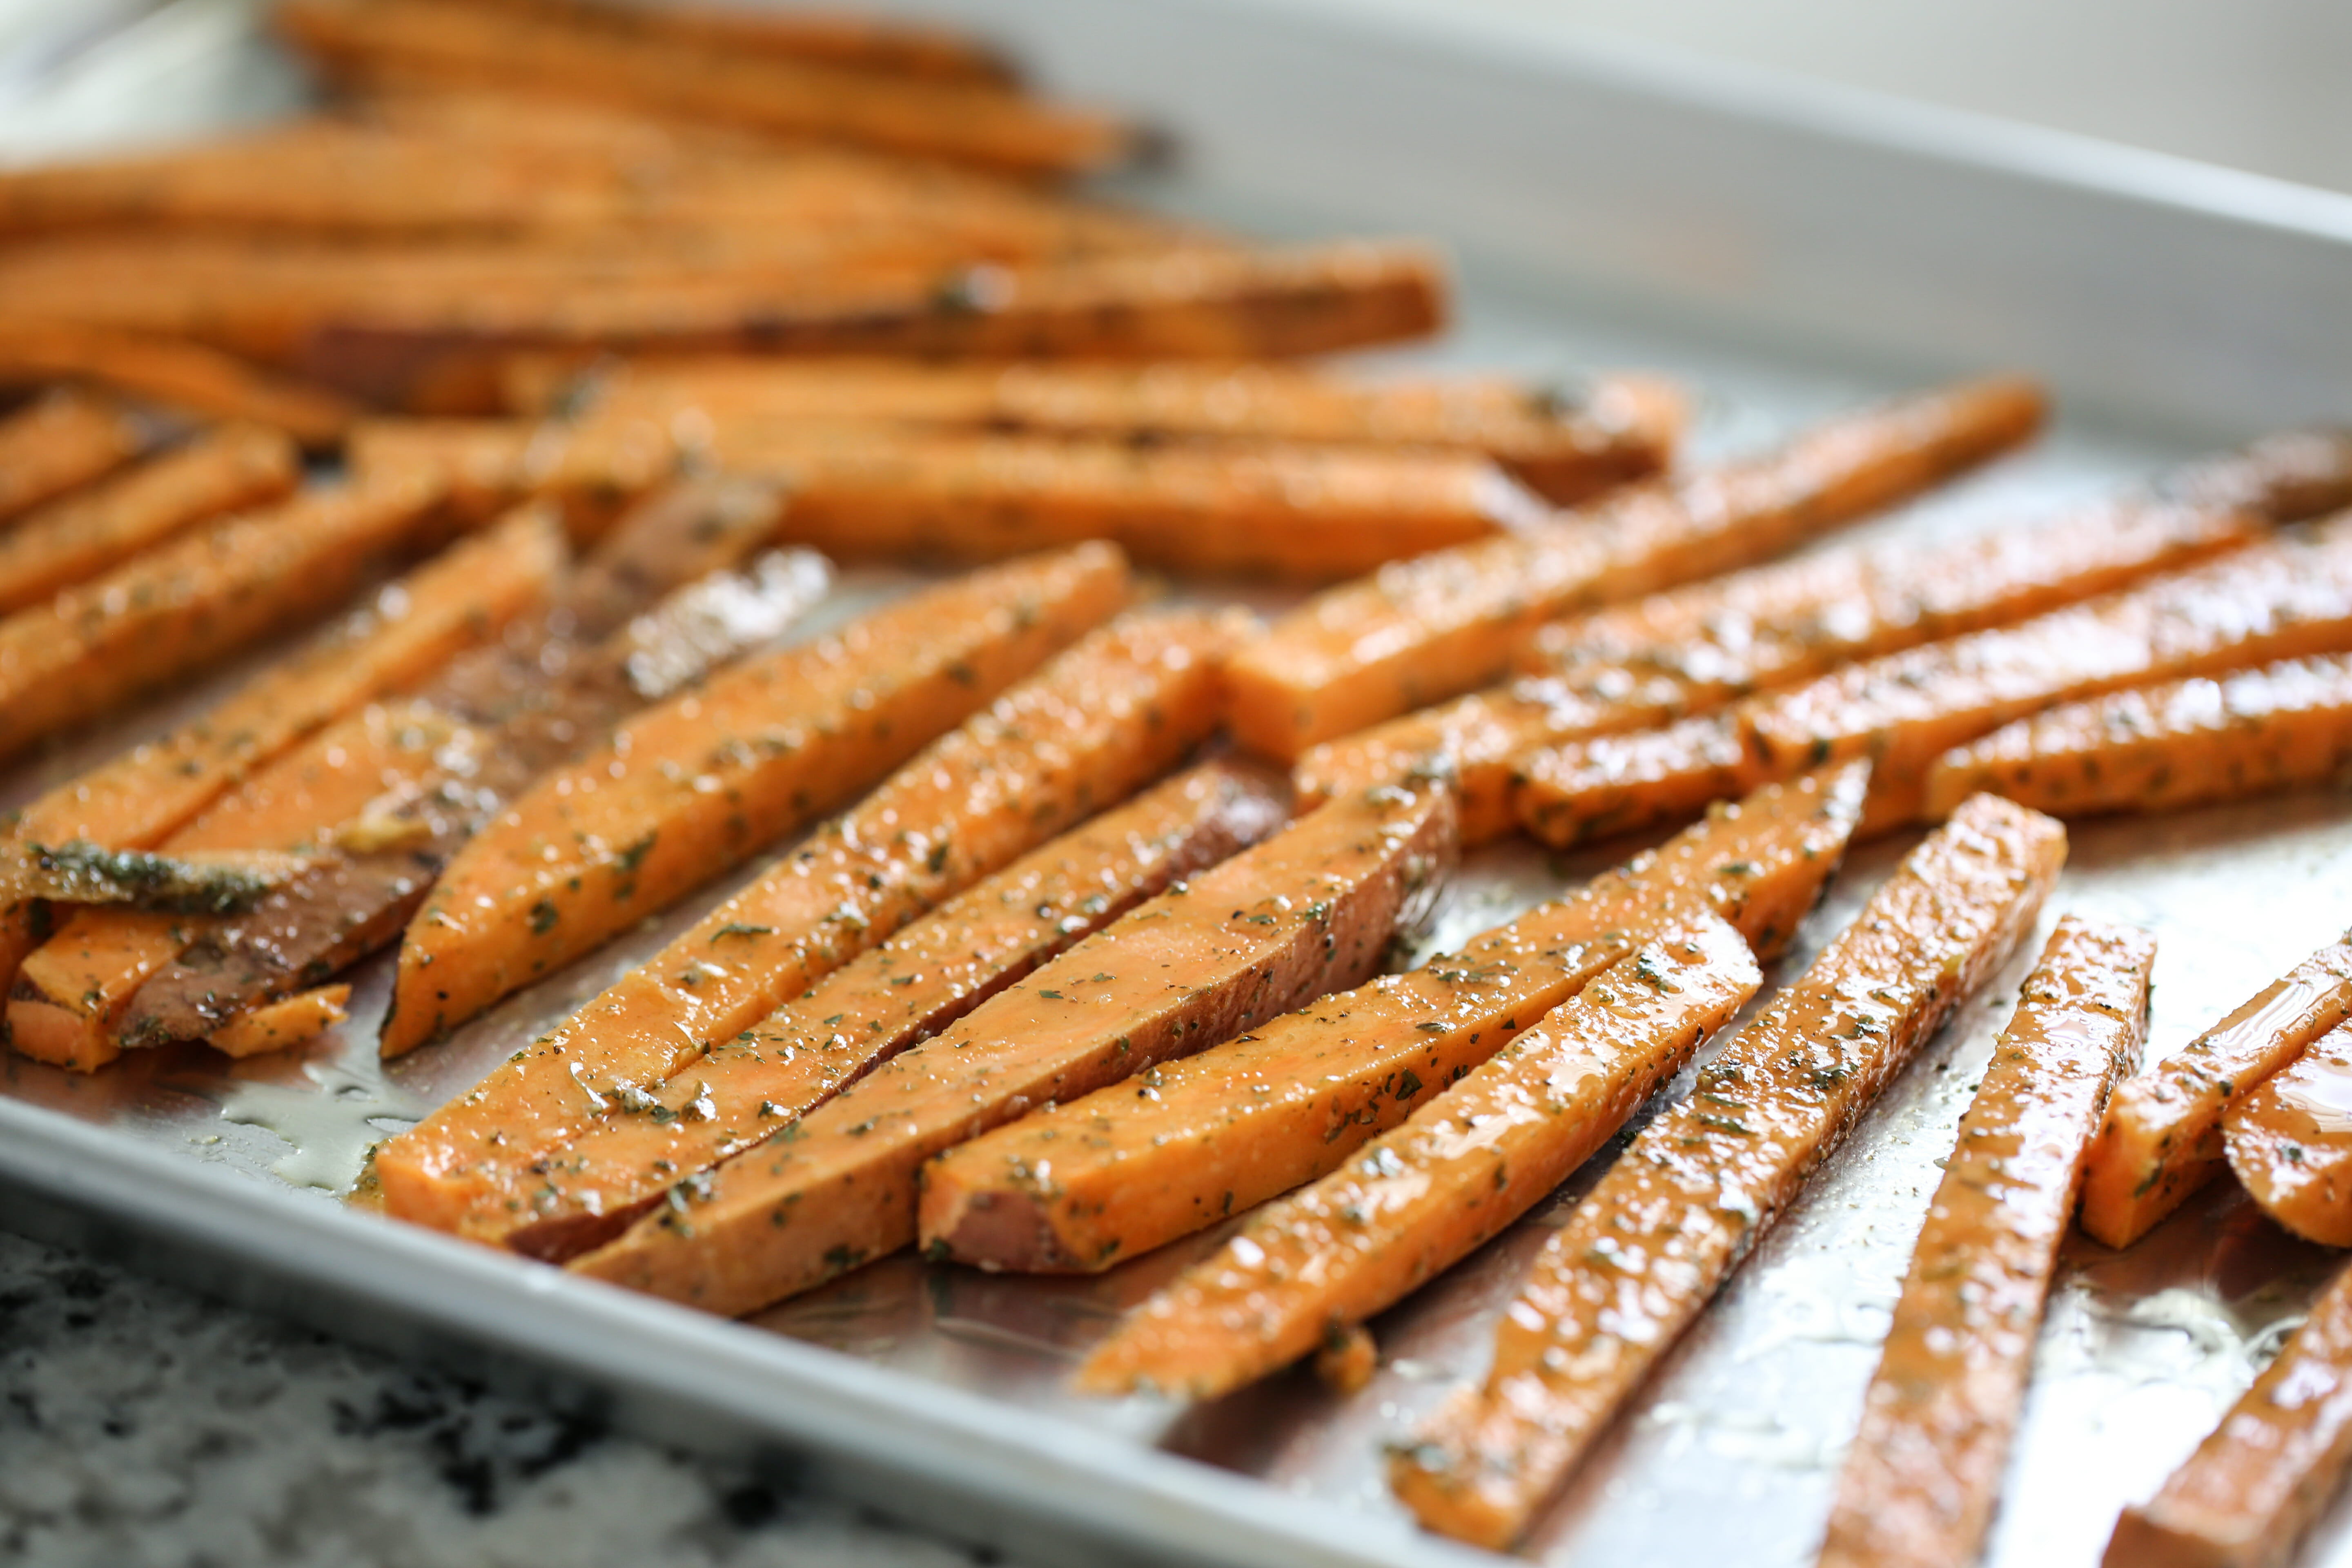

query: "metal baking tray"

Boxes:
[7, 4, 2352, 1565]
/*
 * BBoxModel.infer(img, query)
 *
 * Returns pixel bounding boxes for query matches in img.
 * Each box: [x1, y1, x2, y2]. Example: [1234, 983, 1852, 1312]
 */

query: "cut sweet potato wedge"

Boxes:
[500, 760, 1288, 1261]
[0, 470, 458, 758]
[0, 388, 143, 524]
[1391, 793, 2065, 1550]
[275, 0, 1136, 177]
[566, 777, 1457, 1315]
[374, 596, 1243, 1239]
[0, 425, 299, 614]
[1077, 913, 1757, 1399]
[377, 543, 1132, 1063]
[0, 325, 356, 447]
[1924, 654, 2352, 822]
[922, 760, 1868, 1275]
[1817, 915, 2156, 1568]
[2225, 1021, 2352, 1247]
[209, 984, 351, 1058]
[464, 0, 1018, 84]
[1517, 516, 2352, 848]
[2081, 931, 2352, 1250]
[703, 423, 1550, 581]
[564, 359, 1683, 508]
[346, 416, 678, 540]
[1225, 376, 2047, 761]
[2104, 1254, 2352, 1568]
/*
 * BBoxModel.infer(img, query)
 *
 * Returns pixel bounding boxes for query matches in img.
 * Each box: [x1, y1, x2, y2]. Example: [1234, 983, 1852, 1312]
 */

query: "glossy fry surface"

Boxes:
[2225, 1020, 2352, 1247]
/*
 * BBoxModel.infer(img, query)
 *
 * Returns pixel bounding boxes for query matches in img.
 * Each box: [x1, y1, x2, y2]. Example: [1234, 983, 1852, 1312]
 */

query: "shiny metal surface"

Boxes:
[5, 5, 2352, 1567]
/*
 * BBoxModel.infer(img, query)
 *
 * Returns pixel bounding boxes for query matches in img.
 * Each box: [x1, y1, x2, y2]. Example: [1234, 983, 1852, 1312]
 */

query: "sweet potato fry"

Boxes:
[1225, 376, 2047, 762]
[2225, 1021, 2352, 1247]
[2104, 1254, 2352, 1568]
[373, 595, 1243, 1238]
[0, 470, 460, 758]
[499, 760, 1287, 1261]
[0, 325, 355, 447]
[465, 0, 1017, 84]
[2081, 931, 2352, 1249]
[346, 417, 677, 539]
[558, 359, 1683, 507]
[274, 0, 1134, 177]
[0, 425, 299, 614]
[1077, 913, 1758, 1399]
[568, 778, 1459, 1316]
[1817, 916, 2156, 1568]
[1518, 516, 2352, 848]
[0, 388, 143, 524]
[377, 543, 1131, 1064]
[1924, 654, 2352, 822]
[296, 242, 1449, 412]
[1391, 794, 2065, 1550]
[922, 760, 1867, 1275]
[208, 984, 351, 1058]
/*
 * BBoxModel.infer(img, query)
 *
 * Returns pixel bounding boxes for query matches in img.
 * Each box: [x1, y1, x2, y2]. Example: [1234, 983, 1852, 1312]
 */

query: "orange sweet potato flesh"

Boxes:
[1817, 915, 2155, 1568]
[921, 760, 1867, 1275]
[0, 470, 455, 758]
[346, 416, 678, 541]
[2225, 1020, 2352, 1248]
[0, 425, 299, 614]
[1076, 913, 1760, 1400]
[1516, 516, 2352, 849]
[0, 506, 561, 1006]
[0, 388, 143, 523]
[1392, 793, 2065, 1550]
[0, 325, 356, 447]
[1224, 376, 2047, 762]
[9, 699, 471, 1072]
[1924, 654, 2352, 822]
[570, 359, 1683, 508]
[499, 760, 1288, 1261]
[2080, 931, 2352, 1250]
[274, 0, 1135, 178]
[208, 983, 351, 1058]
[2103, 1255, 2352, 1568]
[567, 780, 1460, 1316]
[377, 543, 1131, 1064]
[374, 597, 1245, 1239]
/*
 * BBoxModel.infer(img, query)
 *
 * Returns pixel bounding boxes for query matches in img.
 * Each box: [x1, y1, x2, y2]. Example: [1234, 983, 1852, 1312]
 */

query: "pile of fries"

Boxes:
[8, 3, 2352, 1563]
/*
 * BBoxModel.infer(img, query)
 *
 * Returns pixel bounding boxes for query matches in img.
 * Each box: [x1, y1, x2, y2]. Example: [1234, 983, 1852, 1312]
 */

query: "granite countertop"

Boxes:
[0, 1231, 1013, 1568]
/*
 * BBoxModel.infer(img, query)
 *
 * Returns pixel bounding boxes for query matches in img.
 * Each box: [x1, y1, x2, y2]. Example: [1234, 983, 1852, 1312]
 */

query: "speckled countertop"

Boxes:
[0, 1231, 1011, 1568]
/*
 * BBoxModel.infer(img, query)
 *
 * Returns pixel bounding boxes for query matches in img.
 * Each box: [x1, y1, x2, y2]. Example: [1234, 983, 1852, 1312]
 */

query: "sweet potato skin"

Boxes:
[920, 760, 1867, 1275]
[499, 760, 1287, 1262]
[566, 780, 1459, 1316]
[375, 597, 1247, 1240]
[380, 543, 1133, 1060]
[1074, 913, 1759, 1400]
[1391, 795, 2066, 1549]
[1817, 915, 2155, 1568]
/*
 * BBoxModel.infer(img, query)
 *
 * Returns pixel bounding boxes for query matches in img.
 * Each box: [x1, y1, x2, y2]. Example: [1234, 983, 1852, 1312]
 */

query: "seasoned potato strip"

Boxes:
[274, 0, 1134, 177]
[0, 325, 354, 446]
[208, 984, 351, 1058]
[922, 761, 1867, 1275]
[2081, 931, 2352, 1249]
[0, 425, 299, 614]
[1518, 517, 2352, 847]
[378, 545, 1132, 1063]
[500, 761, 1286, 1262]
[465, 0, 1017, 83]
[557, 359, 1683, 507]
[1817, 916, 2156, 1568]
[374, 600, 1238, 1238]
[567, 780, 1459, 1316]
[0, 388, 143, 524]
[2225, 1021, 2352, 1247]
[1079, 914, 1758, 1399]
[1392, 794, 2065, 1549]
[1924, 654, 2352, 821]
[1225, 377, 2046, 762]
[2104, 1254, 2352, 1568]
[0, 471, 456, 758]
[347, 417, 678, 539]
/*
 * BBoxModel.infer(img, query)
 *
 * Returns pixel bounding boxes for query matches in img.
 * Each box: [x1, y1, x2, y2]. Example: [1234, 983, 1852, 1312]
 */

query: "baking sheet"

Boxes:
[5, 4, 2352, 1566]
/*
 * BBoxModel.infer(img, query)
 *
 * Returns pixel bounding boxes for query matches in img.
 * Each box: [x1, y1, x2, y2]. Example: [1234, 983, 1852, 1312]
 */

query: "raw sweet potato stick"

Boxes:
[0, 388, 143, 523]
[2223, 1020, 2352, 1247]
